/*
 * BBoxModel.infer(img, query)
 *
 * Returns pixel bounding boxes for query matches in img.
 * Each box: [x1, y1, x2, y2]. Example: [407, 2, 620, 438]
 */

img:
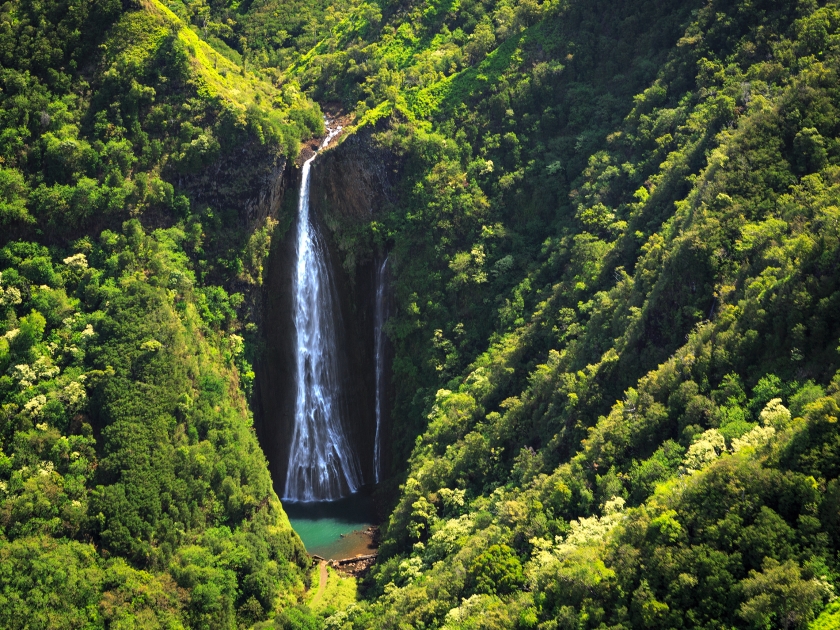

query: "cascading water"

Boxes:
[283, 124, 362, 502]
[373, 255, 389, 483]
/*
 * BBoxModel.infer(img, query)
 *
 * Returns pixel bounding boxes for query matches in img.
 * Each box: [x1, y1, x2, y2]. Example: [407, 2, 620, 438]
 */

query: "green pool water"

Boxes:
[285, 492, 376, 560]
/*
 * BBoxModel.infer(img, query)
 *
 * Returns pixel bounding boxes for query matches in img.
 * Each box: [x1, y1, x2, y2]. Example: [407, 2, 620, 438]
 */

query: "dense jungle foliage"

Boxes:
[4, 0, 840, 628]
[0, 0, 323, 627]
[258, 0, 840, 626]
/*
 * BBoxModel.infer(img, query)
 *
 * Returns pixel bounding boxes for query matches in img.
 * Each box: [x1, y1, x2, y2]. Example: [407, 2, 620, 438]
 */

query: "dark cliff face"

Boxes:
[253, 129, 401, 498]
[251, 162, 298, 497]
[310, 130, 398, 230]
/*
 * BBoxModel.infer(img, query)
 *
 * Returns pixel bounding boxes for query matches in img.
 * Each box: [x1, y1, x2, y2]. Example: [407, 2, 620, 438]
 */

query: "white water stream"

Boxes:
[373, 255, 389, 483]
[283, 124, 363, 502]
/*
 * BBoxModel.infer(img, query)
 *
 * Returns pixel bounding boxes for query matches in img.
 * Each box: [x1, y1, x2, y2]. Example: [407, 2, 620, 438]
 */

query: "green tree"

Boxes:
[738, 559, 825, 630]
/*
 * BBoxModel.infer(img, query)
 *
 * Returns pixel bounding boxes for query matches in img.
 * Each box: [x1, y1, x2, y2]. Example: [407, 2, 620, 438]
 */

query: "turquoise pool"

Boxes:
[285, 492, 376, 560]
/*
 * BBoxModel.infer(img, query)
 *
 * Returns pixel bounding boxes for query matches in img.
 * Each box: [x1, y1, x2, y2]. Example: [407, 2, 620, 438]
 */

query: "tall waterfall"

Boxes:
[373, 255, 389, 483]
[283, 125, 362, 502]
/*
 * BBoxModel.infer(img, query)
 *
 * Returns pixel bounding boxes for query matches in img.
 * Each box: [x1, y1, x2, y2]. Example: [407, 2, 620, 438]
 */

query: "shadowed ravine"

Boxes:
[254, 123, 400, 537]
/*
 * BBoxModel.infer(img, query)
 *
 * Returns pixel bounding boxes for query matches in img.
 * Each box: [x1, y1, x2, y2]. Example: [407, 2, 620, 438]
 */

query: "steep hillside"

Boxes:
[255, 0, 840, 627]
[0, 0, 322, 627]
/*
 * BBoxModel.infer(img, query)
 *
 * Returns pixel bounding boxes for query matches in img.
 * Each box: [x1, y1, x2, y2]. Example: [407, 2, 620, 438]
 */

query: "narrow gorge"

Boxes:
[283, 124, 362, 502]
[251, 121, 398, 557]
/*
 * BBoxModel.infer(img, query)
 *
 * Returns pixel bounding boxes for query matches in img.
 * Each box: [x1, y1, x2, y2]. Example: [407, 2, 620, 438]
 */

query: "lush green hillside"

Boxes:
[3, 0, 840, 628]
[263, 0, 840, 627]
[0, 0, 322, 627]
[0, 227, 311, 628]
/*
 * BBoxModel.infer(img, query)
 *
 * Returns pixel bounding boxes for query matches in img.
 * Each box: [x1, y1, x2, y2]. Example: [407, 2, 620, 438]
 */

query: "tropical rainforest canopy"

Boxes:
[0, 0, 839, 628]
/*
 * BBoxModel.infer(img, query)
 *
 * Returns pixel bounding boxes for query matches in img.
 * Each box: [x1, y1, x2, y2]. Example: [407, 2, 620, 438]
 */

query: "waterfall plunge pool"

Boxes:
[285, 490, 376, 559]
[281, 117, 380, 562]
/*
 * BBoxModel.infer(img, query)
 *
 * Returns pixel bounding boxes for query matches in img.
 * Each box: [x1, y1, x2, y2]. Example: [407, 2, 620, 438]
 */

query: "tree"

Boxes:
[468, 544, 524, 596]
[738, 559, 824, 630]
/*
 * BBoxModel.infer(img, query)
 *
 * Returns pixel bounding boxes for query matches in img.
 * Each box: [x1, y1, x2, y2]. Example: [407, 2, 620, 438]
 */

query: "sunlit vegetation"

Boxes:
[0, 226, 310, 627]
[0, 0, 322, 626]
[257, 0, 840, 627]
[3, 0, 840, 627]
[307, 566, 358, 615]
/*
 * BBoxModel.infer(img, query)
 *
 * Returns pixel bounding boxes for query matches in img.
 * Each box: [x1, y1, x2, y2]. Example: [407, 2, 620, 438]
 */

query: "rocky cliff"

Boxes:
[253, 128, 402, 498]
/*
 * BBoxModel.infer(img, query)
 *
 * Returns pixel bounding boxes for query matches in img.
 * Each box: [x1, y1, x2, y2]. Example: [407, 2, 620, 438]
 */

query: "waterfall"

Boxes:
[283, 124, 362, 502]
[373, 255, 389, 483]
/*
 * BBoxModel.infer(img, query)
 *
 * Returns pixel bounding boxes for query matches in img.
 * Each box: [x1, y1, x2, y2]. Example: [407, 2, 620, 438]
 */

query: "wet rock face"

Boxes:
[253, 129, 401, 497]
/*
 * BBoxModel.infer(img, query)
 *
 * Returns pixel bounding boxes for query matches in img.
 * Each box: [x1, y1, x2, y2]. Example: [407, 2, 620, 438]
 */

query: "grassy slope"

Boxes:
[307, 565, 358, 614]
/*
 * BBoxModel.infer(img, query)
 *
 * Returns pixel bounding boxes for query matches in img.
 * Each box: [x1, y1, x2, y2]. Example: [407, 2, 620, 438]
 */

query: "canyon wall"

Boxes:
[253, 129, 401, 497]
